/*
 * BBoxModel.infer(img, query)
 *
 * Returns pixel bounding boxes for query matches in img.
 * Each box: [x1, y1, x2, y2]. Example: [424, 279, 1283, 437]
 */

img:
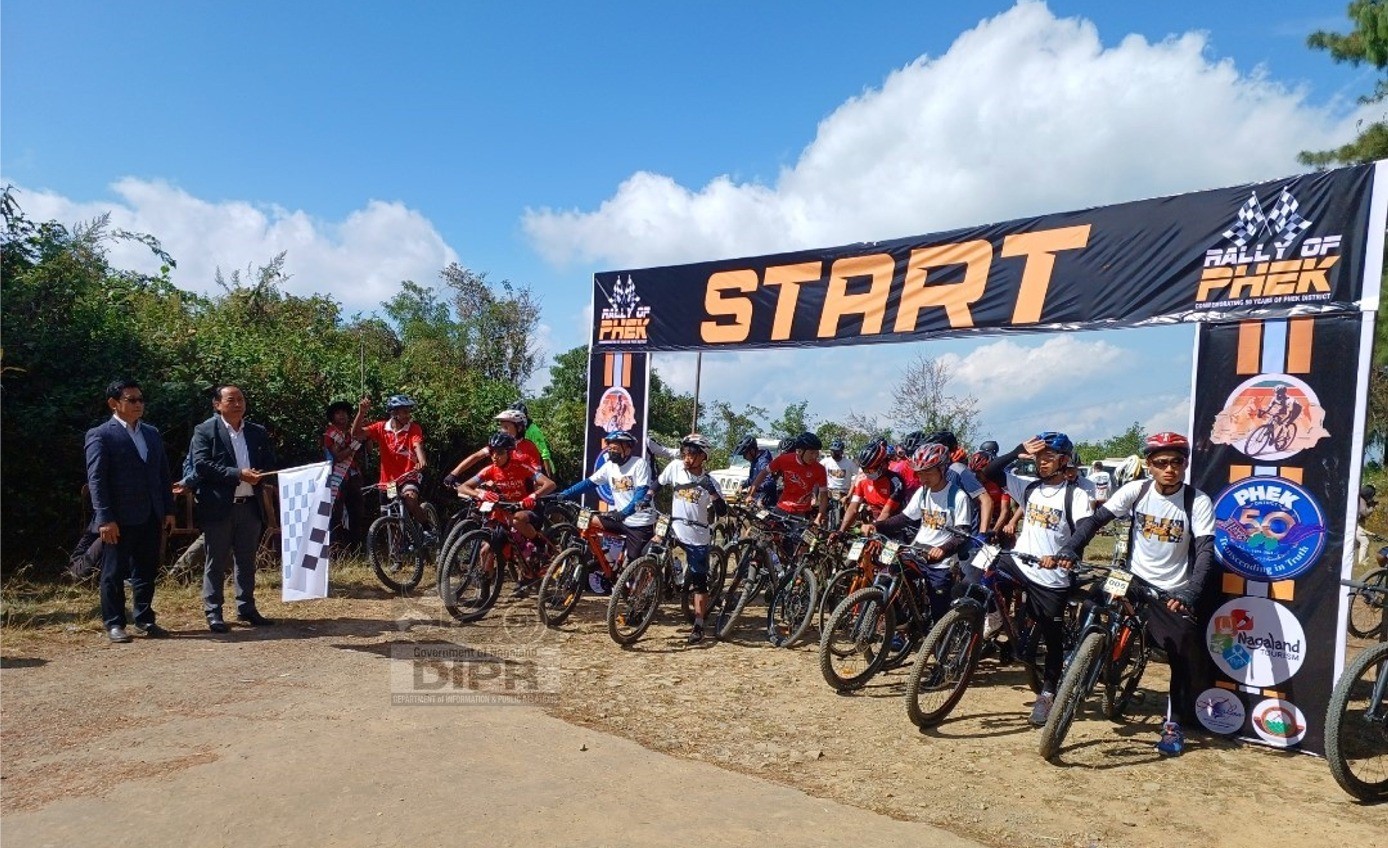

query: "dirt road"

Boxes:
[1, 585, 1379, 848]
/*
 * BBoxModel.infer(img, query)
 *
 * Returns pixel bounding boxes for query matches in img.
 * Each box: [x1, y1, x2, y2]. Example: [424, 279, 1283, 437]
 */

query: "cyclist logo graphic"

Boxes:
[1209, 374, 1328, 462]
[1195, 687, 1247, 735]
[1211, 475, 1326, 581]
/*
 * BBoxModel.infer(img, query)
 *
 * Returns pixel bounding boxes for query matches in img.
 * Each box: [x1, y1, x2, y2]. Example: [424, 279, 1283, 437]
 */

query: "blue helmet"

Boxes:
[605, 430, 636, 445]
[1035, 431, 1074, 455]
[385, 394, 415, 411]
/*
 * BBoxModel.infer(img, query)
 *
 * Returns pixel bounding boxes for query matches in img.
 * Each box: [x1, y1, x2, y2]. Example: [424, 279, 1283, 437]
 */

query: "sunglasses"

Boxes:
[1149, 457, 1187, 470]
[120, 396, 145, 404]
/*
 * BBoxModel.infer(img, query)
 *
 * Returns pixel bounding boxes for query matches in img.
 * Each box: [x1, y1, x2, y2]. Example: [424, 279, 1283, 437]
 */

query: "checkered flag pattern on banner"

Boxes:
[1266, 188, 1312, 248]
[1223, 191, 1267, 247]
[278, 461, 334, 601]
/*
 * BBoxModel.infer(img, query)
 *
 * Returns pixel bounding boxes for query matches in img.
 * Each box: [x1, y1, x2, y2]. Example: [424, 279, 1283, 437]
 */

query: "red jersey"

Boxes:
[888, 458, 918, 491]
[514, 438, 543, 472]
[850, 469, 906, 511]
[474, 459, 540, 502]
[770, 452, 828, 514]
[364, 420, 424, 485]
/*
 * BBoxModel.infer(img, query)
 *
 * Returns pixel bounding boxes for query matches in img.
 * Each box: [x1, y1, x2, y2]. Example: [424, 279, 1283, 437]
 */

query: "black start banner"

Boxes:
[592, 164, 1381, 352]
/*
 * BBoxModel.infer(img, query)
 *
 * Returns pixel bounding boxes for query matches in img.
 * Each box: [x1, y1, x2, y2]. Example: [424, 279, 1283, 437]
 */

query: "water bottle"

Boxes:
[767, 546, 782, 575]
[671, 549, 687, 587]
[602, 536, 625, 567]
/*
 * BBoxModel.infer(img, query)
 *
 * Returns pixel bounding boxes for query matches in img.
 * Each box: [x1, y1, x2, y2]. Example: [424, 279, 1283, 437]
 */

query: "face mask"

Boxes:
[865, 469, 881, 480]
[606, 447, 626, 462]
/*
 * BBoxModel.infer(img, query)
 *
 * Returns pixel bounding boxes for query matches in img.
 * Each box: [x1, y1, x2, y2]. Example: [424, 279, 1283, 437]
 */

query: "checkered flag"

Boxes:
[278, 461, 334, 601]
[1223, 191, 1267, 247]
[1266, 188, 1312, 248]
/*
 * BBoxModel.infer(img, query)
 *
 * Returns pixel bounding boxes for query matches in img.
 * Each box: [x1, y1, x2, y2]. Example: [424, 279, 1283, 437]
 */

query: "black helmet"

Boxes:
[795, 431, 822, 451]
[734, 435, 758, 455]
[510, 400, 531, 426]
[924, 430, 957, 452]
[488, 432, 516, 451]
[901, 430, 927, 453]
[681, 433, 712, 454]
[857, 438, 889, 471]
[979, 439, 999, 455]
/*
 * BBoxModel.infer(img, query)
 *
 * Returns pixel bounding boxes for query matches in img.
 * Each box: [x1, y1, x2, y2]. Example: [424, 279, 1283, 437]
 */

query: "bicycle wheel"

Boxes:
[607, 556, 663, 645]
[1039, 631, 1107, 761]
[1245, 424, 1274, 458]
[422, 502, 441, 534]
[536, 546, 586, 628]
[544, 521, 580, 554]
[905, 606, 984, 729]
[1101, 623, 1149, 720]
[368, 516, 425, 593]
[1348, 569, 1388, 639]
[1272, 420, 1297, 452]
[712, 542, 765, 641]
[819, 567, 863, 635]
[438, 519, 480, 572]
[438, 529, 502, 623]
[1325, 642, 1388, 801]
[818, 586, 894, 692]
[766, 565, 819, 648]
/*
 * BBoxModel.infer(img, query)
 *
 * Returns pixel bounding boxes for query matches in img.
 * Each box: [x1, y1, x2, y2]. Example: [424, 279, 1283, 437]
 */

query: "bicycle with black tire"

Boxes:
[1325, 577, 1388, 802]
[1348, 536, 1388, 640]
[606, 513, 728, 645]
[904, 539, 1079, 728]
[534, 503, 628, 628]
[1037, 564, 1169, 761]
[437, 498, 565, 623]
[367, 476, 442, 594]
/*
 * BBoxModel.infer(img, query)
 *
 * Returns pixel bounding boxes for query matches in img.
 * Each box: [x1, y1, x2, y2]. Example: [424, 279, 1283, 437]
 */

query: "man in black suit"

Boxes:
[191, 384, 278, 632]
[84, 378, 176, 643]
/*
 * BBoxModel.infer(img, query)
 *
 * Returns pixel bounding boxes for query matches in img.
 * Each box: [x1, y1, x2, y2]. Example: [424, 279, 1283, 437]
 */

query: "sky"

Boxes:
[2, 1, 1378, 446]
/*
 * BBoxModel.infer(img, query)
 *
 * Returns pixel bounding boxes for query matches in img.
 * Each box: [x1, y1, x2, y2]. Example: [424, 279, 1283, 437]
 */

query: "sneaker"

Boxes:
[588, 572, 611, 595]
[1156, 721, 1184, 757]
[983, 610, 1004, 639]
[686, 625, 705, 645]
[889, 633, 907, 652]
[1029, 690, 1055, 727]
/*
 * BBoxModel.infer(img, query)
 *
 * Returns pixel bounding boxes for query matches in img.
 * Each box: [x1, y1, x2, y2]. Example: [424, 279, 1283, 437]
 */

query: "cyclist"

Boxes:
[1056, 432, 1214, 757]
[925, 430, 994, 546]
[1258, 385, 1302, 428]
[323, 400, 365, 550]
[1088, 460, 1113, 507]
[351, 395, 433, 533]
[889, 431, 925, 498]
[981, 431, 1094, 727]
[734, 435, 777, 507]
[837, 438, 907, 536]
[969, 444, 1012, 538]
[876, 443, 972, 622]
[443, 409, 542, 488]
[656, 433, 728, 643]
[511, 399, 555, 476]
[557, 430, 656, 594]
[455, 432, 557, 596]
[820, 437, 859, 504]
[748, 431, 829, 524]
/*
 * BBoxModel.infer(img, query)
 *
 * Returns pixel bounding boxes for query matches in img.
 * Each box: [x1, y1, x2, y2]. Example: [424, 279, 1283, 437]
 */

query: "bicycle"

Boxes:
[366, 476, 441, 594]
[1325, 577, 1388, 802]
[765, 521, 828, 648]
[1348, 537, 1388, 640]
[817, 536, 944, 693]
[904, 540, 1068, 729]
[534, 503, 631, 628]
[436, 498, 557, 623]
[818, 532, 883, 636]
[1245, 412, 1297, 457]
[606, 512, 728, 645]
[1037, 563, 1169, 761]
[709, 505, 804, 642]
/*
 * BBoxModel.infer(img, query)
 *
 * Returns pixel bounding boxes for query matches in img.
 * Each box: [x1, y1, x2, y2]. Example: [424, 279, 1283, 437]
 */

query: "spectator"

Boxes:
[323, 400, 365, 551]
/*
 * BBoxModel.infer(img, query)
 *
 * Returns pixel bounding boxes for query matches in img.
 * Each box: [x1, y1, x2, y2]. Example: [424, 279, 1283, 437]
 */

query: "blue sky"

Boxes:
[2, 1, 1376, 444]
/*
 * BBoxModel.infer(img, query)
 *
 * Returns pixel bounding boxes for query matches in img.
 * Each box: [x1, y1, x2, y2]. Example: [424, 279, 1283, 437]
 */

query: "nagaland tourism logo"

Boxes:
[1250, 698, 1308, 747]
[1194, 687, 1247, 735]
[1207, 597, 1306, 687]
[1195, 184, 1343, 310]
[596, 275, 651, 345]
[1211, 476, 1326, 581]
[1209, 374, 1329, 462]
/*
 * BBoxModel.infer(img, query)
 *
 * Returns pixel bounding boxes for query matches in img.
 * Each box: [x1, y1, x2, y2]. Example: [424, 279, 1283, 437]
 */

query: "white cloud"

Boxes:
[523, 0, 1371, 270]
[942, 335, 1131, 401]
[11, 178, 458, 315]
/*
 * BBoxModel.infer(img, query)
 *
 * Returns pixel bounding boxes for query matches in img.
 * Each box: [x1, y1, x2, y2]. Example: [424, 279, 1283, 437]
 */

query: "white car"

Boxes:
[709, 438, 780, 498]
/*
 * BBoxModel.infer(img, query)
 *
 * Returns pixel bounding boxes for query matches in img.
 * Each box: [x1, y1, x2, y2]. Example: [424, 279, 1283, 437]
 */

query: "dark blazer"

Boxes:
[190, 415, 278, 523]
[84, 417, 175, 527]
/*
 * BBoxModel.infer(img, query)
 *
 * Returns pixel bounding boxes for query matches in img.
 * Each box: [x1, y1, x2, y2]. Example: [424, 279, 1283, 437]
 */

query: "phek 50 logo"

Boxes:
[1196, 186, 1342, 307]
[597, 276, 651, 344]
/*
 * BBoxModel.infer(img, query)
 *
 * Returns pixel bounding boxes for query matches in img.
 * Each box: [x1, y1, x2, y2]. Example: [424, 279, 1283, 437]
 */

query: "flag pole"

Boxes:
[691, 351, 702, 433]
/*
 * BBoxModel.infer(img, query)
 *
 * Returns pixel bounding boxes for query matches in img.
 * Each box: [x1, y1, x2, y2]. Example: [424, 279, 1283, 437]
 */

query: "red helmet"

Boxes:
[910, 443, 950, 472]
[968, 450, 992, 473]
[1143, 432, 1191, 458]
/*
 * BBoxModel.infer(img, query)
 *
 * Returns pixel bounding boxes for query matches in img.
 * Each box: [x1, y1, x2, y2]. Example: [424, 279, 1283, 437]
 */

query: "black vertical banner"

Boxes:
[1190, 313, 1369, 755]
[581, 350, 650, 509]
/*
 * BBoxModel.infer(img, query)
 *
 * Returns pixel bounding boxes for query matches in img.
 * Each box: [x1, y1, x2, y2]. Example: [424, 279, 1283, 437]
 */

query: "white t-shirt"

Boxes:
[821, 455, 860, 494]
[1089, 469, 1113, 501]
[1101, 480, 1214, 592]
[1075, 474, 1098, 506]
[1005, 470, 1094, 589]
[589, 455, 655, 526]
[657, 462, 723, 546]
[901, 483, 973, 569]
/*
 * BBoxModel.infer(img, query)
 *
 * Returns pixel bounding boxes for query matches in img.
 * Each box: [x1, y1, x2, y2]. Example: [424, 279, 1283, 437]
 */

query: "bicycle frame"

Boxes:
[573, 505, 628, 580]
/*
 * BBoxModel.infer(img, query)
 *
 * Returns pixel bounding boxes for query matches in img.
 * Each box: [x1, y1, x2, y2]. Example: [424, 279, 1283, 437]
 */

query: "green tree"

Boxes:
[1300, 1, 1388, 167]
[887, 355, 979, 445]
[1074, 422, 1147, 464]
[768, 400, 811, 439]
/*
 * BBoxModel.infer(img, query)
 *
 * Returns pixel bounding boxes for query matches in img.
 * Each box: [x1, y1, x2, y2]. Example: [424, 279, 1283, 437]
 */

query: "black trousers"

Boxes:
[993, 554, 1072, 692]
[330, 473, 366, 548]
[1146, 601, 1205, 725]
[99, 516, 160, 628]
[202, 501, 263, 616]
